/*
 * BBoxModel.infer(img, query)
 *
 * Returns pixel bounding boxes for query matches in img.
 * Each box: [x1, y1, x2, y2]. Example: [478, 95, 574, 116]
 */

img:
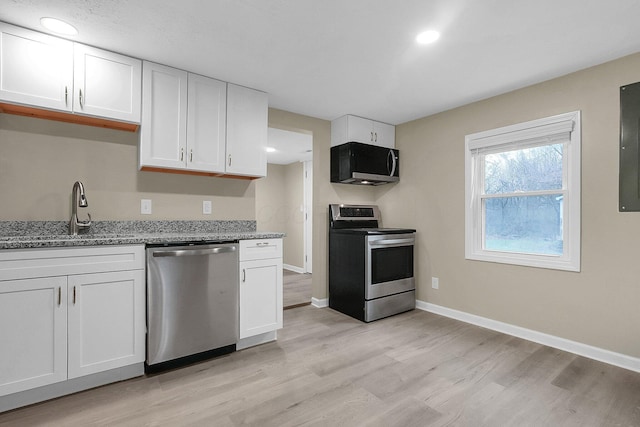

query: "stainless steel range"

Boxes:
[328, 204, 416, 322]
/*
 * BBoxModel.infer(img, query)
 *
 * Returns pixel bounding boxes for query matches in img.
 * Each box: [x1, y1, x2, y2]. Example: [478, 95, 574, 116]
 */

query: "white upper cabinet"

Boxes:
[139, 62, 227, 174]
[226, 83, 268, 177]
[0, 22, 73, 111]
[331, 114, 395, 148]
[139, 62, 188, 170]
[186, 73, 227, 173]
[0, 22, 141, 125]
[140, 65, 267, 178]
[73, 44, 141, 123]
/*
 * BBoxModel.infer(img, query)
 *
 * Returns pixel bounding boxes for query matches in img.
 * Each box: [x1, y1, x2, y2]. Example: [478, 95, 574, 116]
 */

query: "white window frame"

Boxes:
[465, 111, 581, 272]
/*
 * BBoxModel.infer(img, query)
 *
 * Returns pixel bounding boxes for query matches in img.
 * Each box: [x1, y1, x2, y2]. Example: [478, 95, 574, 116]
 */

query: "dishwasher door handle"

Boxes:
[152, 246, 237, 257]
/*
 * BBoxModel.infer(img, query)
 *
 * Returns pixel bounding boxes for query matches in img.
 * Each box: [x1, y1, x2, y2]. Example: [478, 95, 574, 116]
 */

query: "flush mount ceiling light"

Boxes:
[40, 17, 78, 35]
[416, 30, 440, 45]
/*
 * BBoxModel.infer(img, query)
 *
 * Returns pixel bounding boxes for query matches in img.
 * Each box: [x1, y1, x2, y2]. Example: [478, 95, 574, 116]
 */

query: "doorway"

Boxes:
[256, 128, 313, 308]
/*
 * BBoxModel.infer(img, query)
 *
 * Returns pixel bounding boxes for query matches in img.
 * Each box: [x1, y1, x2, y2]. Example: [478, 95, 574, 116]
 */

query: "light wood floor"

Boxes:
[2, 306, 640, 426]
[283, 270, 311, 309]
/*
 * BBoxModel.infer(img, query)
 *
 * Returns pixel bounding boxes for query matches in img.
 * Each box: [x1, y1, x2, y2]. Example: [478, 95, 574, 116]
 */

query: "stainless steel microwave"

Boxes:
[330, 142, 399, 185]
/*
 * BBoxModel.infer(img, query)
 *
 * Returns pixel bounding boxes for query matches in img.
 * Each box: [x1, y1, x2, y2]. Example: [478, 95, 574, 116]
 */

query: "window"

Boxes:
[465, 111, 581, 271]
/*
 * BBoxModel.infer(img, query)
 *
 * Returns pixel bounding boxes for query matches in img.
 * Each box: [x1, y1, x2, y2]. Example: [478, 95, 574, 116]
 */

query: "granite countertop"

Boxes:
[0, 220, 284, 250]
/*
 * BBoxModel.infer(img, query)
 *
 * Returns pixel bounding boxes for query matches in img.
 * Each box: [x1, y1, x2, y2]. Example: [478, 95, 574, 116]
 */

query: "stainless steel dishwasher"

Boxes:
[146, 242, 238, 372]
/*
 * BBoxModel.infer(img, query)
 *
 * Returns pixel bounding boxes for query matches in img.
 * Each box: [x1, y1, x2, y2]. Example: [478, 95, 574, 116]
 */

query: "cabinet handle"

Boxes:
[57, 286, 61, 306]
[242, 269, 246, 283]
[228, 155, 232, 167]
[73, 286, 76, 305]
[374, 132, 378, 142]
[370, 131, 374, 142]
[64, 86, 68, 106]
[190, 149, 193, 162]
[79, 89, 83, 109]
[180, 147, 184, 162]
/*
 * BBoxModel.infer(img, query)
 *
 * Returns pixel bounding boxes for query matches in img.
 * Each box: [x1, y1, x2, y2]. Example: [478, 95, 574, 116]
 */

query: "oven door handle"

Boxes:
[369, 238, 415, 247]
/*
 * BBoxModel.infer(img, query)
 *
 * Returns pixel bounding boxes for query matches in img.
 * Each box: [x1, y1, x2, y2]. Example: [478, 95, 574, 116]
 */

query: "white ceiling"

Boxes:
[2, 1, 640, 126]
[267, 128, 312, 165]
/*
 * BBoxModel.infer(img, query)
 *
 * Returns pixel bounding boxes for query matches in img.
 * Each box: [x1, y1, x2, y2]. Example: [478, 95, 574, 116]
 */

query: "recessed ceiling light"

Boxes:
[416, 30, 440, 45]
[40, 17, 78, 36]
[266, 147, 276, 153]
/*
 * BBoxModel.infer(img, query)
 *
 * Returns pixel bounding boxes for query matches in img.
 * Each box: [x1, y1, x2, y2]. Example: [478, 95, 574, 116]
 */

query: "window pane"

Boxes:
[484, 143, 563, 194]
[484, 194, 563, 255]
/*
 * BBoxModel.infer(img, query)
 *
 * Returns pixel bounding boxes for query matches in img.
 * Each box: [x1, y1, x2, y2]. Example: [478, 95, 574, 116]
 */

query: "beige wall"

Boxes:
[376, 52, 640, 358]
[255, 163, 287, 233]
[0, 107, 374, 302]
[267, 109, 377, 300]
[256, 161, 305, 268]
[283, 161, 304, 268]
[6, 54, 636, 359]
[0, 115, 254, 220]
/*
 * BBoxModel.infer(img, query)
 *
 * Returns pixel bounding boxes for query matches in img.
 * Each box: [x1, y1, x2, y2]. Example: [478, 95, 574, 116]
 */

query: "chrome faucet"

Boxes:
[69, 181, 92, 235]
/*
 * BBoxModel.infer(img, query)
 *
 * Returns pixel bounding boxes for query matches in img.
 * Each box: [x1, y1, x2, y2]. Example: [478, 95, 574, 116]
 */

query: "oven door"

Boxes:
[365, 233, 415, 300]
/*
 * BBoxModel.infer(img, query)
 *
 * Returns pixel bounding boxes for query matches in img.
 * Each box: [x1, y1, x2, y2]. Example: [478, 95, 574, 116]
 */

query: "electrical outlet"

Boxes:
[203, 200, 212, 215]
[432, 277, 439, 289]
[141, 199, 152, 215]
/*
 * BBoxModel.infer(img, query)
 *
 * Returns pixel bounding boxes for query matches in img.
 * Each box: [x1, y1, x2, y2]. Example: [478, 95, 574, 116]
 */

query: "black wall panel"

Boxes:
[619, 82, 640, 211]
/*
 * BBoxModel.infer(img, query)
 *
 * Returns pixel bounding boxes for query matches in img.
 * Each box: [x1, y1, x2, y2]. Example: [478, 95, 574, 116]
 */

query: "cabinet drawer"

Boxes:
[239, 239, 282, 261]
[0, 245, 145, 281]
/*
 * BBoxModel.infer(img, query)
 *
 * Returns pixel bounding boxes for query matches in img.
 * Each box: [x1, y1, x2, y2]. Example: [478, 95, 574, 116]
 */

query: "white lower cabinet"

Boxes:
[0, 276, 68, 396]
[239, 239, 283, 344]
[67, 270, 145, 379]
[0, 245, 145, 404]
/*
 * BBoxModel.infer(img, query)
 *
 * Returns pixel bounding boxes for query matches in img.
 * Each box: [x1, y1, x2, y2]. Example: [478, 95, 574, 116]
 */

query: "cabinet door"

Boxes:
[73, 44, 142, 123]
[0, 277, 67, 397]
[139, 62, 188, 170]
[0, 22, 73, 112]
[346, 115, 375, 144]
[186, 73, 227, 173]
[67, 270, 145, 379]
[226, 84, 268, 177]
[239, 258, 283, 339]
[372, 121, 395, 148]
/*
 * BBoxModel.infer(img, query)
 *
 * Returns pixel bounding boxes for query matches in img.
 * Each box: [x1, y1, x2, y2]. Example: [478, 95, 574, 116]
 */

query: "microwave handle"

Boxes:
[387, 149, 397, 176]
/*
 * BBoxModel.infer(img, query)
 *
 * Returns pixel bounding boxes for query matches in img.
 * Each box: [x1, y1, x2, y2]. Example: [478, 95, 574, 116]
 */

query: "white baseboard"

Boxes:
[416, 300, 640, 373]
[283, 264, 304, 274]
[311, 297, 328, 308]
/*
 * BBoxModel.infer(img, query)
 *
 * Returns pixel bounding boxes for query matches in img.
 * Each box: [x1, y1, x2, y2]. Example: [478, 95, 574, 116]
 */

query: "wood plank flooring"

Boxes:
[2, 306, 640, 426]
[283, 270, 311, 309]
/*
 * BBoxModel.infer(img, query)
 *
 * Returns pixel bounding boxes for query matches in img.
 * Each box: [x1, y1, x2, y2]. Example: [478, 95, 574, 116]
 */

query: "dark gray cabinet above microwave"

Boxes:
[620, 81, 640, 211]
